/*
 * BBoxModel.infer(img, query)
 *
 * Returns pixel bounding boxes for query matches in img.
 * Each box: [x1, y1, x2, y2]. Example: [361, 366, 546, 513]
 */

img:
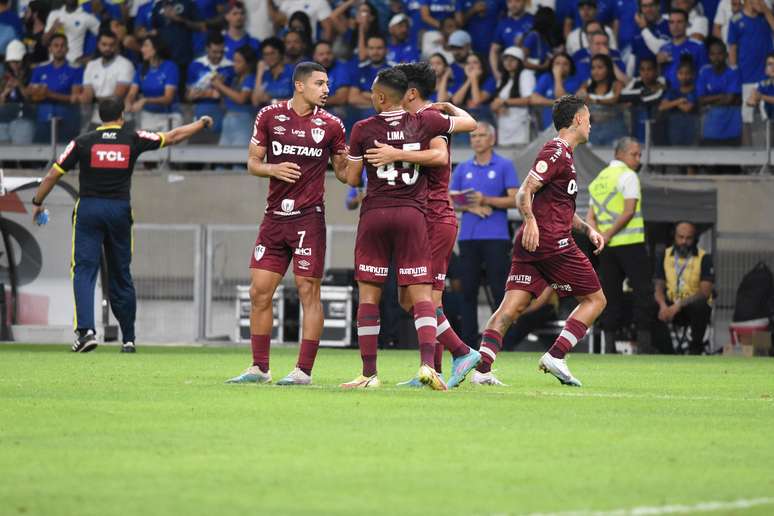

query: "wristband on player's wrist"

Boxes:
[32, 196, 42, 206]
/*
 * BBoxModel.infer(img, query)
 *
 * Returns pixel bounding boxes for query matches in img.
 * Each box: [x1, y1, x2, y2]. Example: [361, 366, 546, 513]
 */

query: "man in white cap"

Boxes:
[447, 29, 472, 90]
[388, 13, 420, 64]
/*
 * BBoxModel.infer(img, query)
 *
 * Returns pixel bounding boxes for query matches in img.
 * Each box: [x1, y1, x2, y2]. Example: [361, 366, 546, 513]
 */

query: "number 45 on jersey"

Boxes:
[375, 143, 421, 186]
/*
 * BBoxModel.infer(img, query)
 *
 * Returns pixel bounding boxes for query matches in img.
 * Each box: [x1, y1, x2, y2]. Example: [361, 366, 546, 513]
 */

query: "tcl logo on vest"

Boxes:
[90, 144, 131, 169]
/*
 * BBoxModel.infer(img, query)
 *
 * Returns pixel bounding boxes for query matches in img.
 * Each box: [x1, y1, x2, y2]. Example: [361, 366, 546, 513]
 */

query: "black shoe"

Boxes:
[120, 341, 136, 353]
[72, 329, 98, 353]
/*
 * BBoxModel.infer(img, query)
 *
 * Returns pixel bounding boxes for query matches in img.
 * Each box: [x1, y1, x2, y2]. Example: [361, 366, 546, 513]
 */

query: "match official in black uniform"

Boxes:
[31, 97, 213, 353]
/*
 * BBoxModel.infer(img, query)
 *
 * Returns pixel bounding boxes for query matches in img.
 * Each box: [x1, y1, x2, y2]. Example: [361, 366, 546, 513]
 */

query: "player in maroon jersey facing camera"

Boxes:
[226, 62, 348, 386]
[340, 67, 475, 390]
[478, 95, 607, 387]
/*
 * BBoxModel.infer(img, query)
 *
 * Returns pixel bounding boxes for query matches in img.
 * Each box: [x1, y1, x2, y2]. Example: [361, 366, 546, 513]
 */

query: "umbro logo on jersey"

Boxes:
[273, 126, 286, 135]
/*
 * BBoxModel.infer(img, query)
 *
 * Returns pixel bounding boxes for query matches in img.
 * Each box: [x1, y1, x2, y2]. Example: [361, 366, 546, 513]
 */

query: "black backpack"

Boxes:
[733, 261, 774, 322]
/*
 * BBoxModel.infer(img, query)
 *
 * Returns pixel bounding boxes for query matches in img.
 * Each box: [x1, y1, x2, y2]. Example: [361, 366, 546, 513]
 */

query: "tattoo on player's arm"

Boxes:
[516, 175, 542, 221]
[572, 214, 591, 235]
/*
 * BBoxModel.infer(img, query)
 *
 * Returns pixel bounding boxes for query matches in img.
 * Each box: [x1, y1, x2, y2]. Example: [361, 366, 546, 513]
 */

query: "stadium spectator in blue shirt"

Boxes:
[451, 52, 497, 127]
[386, 14, 419, 64]
[81, 0, 125, 22]
[747, 52, 774, 121]
[658, 9, 707, 87]
[125, 35, 181, 132]
[698, 39, 742, 152]
[185, 32, 233, 137]
[212, 45, 256, 147]
[312, 40, 351, 121]
[450, 121, 519, 348]
[250, 36, 294, 106]
[659, 59, 700, 152]
[612, 0, 639, 53]
[529, 52, 582, 129]
[489, 0, 533, 79]
[404, 0, 427, 43]
[420, 0, 456, 31]
[448, 30, 472, 90]
[0, 0, 23, 38]
[573, 30, 628, 84]
[151, 0, 200, 74]
[455, 0, 504, 55]
[522, 6, 558, 74]
[348, 34, 392, 118]
[562, 0, 615, 32]
[728, 0, 774, 130]
[632, 0, 670, 69]
[28, 34, 83, 143]
[223, 2, 261, 60]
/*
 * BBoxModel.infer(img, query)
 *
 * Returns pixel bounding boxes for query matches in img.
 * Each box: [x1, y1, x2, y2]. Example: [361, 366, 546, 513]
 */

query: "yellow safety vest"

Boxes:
[664, 246, 711, 303]
[588, 161, 645, 247]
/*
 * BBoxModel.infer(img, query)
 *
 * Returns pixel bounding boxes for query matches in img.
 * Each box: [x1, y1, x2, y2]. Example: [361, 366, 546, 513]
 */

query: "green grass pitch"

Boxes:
[1, 344, 773, 516]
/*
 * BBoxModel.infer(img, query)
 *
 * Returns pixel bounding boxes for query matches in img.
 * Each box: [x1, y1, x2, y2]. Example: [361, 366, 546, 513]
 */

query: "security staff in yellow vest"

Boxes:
[654, 222, 714, 355]
[587, 137, 654, 352]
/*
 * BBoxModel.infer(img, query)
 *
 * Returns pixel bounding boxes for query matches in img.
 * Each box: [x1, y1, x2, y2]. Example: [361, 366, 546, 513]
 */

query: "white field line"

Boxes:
[513, 497, 774, 516]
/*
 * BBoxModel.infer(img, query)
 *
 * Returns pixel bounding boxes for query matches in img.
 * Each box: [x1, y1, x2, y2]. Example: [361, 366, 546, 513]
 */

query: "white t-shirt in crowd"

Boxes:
[44, 7, 100, 62]
[277, 0, 332, 40]
[244, 0, 273, 40]
[496, 69, 536, 146]
[83, 55, 135, 123]
[565, 26, 618, 57]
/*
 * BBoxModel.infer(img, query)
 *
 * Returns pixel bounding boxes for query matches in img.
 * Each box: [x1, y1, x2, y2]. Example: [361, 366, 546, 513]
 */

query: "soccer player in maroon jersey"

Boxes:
[225, 62, 348, 386]
[340, 67, 473, 390]
[476, 95, 607, 387]
[364, 62, 481, 389]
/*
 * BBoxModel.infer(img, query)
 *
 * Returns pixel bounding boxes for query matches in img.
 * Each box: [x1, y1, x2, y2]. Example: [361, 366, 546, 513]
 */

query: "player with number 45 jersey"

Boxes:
[225, 62, 348, 387]
[340, 68, 475, 391]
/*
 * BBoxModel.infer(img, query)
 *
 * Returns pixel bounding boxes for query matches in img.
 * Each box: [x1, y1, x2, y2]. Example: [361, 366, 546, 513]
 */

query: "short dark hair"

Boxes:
[227, 1, 245, 12]
[552, 95, 586, 130]
[707, 37, 726, 54]
[234, 45, 258, 69]
[98, 97, 124, 122]
[367, 34, 387, 46]
[313, 40, 333, 53]
[97, 30, 117, 42]
[669, 8, 689, 21]
[293, 61, 326, 83]
[395, 62, 435, 100]
[49, 33, 68, 46]
[375, 67, 408, 100]
[207, 31, 225, 47]
[262, 37, 285, 55]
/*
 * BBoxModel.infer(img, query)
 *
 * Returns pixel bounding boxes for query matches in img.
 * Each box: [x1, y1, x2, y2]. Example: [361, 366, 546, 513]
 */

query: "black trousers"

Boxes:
[458, 239, 511, 348]
[672, 299, 712, 354]
[597, 243, 654, 336]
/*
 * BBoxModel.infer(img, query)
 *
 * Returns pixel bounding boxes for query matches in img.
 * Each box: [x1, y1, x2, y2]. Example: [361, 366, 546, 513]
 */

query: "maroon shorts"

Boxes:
[506, 244, 601, 298]
[355, 207, 432, 286]
[429, 221, 457, 291]
[249, 212, 326, 278]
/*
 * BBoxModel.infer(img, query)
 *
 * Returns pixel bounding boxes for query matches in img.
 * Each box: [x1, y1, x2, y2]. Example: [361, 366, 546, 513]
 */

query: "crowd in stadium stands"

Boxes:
[2, 0, 774, 153]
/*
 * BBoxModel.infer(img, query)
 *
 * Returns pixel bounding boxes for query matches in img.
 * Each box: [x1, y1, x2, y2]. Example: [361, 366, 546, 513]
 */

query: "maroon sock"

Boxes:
[296, 339, 319, 376]
[251, 334, 270, 373]
[433, 342, 444, 373]
[476, 329, 502, 374]
[548, 318, 588, 359]
[436, 307, 470, 358]
[357, 303, 380, 377]
[414, 300, 438, 367]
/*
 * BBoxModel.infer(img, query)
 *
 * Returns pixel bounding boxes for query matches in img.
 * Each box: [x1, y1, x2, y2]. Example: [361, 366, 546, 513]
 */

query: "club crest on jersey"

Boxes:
[488, 170, 496, 179]
[311, 127, 325, 143]
[273, 126, 286, 135]
[275, 114, 290, 122]
[281, 199, 295, 213]
[254, 245, 266, 261]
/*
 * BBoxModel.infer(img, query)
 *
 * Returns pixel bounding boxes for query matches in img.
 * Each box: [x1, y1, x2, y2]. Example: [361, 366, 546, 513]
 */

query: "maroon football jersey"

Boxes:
[416, 105, 456, 225]
[347, 108, 453, 214]
[251, 100, 346, 219]
[513, 137, 579, 261]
